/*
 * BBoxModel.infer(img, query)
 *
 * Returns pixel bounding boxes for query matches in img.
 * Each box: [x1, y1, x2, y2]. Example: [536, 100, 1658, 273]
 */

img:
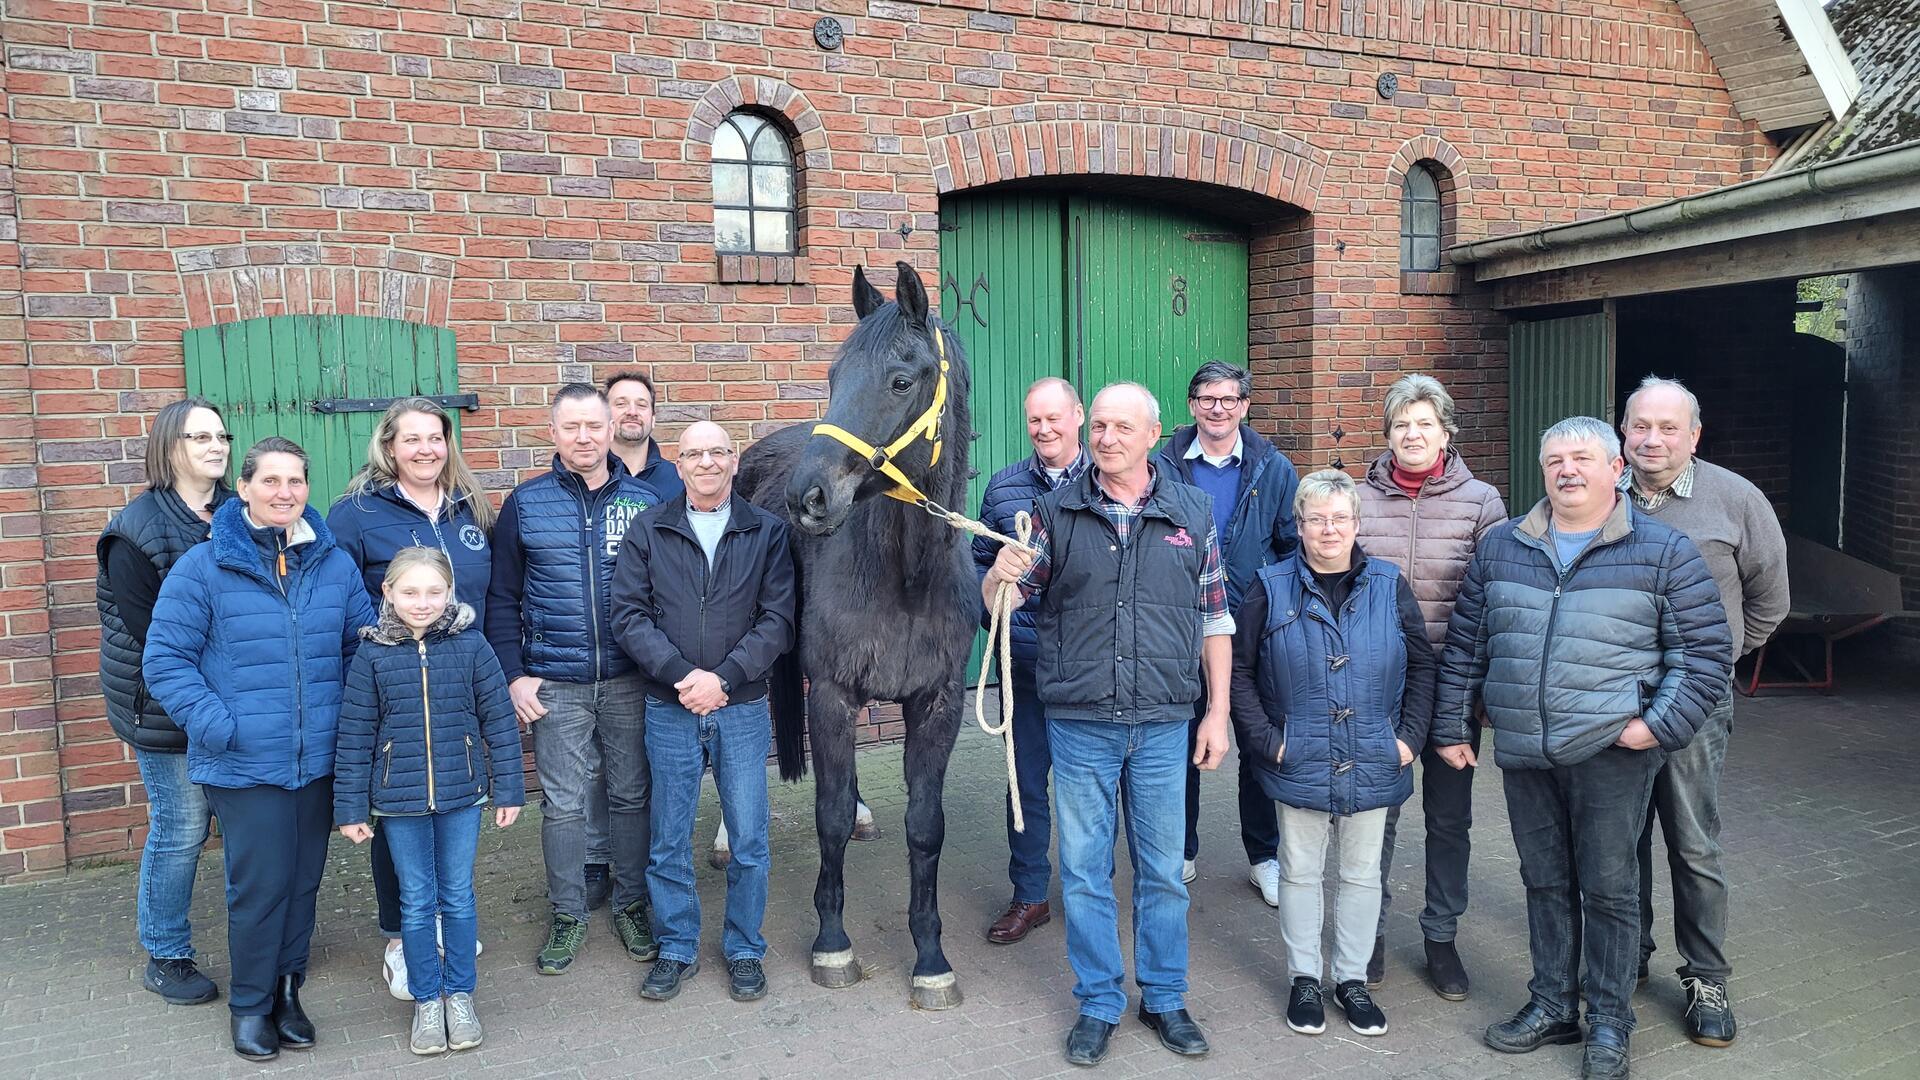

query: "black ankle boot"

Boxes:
[231, 1013, 280, 1061]
[272, 973, 316, 1049]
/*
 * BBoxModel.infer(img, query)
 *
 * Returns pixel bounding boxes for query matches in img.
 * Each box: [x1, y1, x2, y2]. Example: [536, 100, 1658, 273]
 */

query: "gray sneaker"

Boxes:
[445, 992, 483, 1051]
[409, 998, 447, 1056]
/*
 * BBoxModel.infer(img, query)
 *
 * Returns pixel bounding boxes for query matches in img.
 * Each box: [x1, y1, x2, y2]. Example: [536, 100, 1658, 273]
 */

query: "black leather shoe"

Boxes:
[1137, 1005, 1210, 1056]
[1424, 938, 1470, 1001]
[271, 974, 315, 1049]
[1582, 1023, 1630, 1079]
[231, 1013, 280, 1061]
[1485, 1001, 1583, 1054]
[1064, 1014, 1116, 1066]
[1682, 977, 1737, 1047]
[640, 957, 699, 1001]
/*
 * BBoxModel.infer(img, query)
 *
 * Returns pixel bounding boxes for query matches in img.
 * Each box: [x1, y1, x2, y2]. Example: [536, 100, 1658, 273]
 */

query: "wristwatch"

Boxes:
[718, 676, 732, 694]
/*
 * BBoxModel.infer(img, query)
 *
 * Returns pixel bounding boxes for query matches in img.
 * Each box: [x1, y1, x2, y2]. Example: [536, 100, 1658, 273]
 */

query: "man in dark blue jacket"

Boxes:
[1434, 416, 1730, 1080]
[611, 421, 796, 1004]
[608, 370, 685, 500]
[485, 383, 661, 976]
[972, 377, 1089, 945]
[1152, 361, 1300, 905]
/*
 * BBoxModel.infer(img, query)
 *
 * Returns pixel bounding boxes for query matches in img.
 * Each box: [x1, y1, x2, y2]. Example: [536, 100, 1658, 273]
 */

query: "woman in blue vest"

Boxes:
[1227, 469, 1436, 1041]
[95, 396, 234, 1007]
[143, 436, 377, 1061]
[326, 397, 495, 1000]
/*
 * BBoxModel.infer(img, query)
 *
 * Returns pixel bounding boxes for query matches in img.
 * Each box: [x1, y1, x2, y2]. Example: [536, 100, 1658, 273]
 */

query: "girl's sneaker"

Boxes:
[410, 998, 447, 1055]
[382, 939, 409, 1001]
[445, 992, 483, 1050]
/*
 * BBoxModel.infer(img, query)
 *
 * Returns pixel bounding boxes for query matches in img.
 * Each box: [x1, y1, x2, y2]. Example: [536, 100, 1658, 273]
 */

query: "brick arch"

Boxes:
[684, 75, 829, 169]
[1386, 134, 1475, 245]
[174, 244, 453, 329]
[926, 105, 1328, 212]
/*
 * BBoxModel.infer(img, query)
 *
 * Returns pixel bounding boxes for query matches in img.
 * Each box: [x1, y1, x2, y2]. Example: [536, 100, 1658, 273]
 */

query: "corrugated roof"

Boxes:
[1799, 0, 1920, 165]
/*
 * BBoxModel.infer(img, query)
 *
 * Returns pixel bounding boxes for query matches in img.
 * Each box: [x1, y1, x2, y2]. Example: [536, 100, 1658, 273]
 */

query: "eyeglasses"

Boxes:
[182, 431, 235, 446]
[1302, 513, 1356, 531]
[678, 447, 737, 464]
[1189, 395, 1247, 411]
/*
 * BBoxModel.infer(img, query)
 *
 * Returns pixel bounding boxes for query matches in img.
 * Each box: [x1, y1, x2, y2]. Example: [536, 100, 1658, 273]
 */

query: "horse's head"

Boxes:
[789, 261, 967, 535]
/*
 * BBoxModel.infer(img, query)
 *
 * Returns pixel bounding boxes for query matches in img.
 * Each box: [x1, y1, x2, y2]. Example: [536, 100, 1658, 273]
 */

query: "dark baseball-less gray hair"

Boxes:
[1624, 375, 1702, 431]
[1381, 374, 1459, 437]
[1538, 416, 1621, 464]
[1293, 468, 1361, 519]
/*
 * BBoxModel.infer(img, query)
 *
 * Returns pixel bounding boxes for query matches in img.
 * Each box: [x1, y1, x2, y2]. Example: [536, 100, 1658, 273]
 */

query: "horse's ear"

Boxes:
[894, 260, 929, 330]
[852, 265, 885, 320]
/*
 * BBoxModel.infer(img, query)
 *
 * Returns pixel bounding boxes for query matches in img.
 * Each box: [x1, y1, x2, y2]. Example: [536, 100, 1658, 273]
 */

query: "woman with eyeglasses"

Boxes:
[142, 436, 378, 1060]
[325, 397, 497, 1000]
[96, 396, 236, 1008]
[1228, 469, 1436, 1040]
[1356, 374, 1507, 1001]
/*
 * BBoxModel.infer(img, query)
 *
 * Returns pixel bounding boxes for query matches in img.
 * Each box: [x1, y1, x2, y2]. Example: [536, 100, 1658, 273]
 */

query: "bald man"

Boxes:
[986, 382, 1232, 1065]
[611, 421, 797, 1004]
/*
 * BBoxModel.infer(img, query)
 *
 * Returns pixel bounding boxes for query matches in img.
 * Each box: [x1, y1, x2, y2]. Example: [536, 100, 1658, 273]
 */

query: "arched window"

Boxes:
[1400, 163, 1443, 272]
[712, 112, 796, 255]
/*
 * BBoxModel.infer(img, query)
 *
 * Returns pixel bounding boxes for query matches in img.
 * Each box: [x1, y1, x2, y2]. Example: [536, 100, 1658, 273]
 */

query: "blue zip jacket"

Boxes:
[333, 603, 526, 824]
[327, 483, 493, 630]
[142, 499, 377, 790]
[484, 454, 660, 684]
[1154, 423, 1300, 611]
[971, 449, 1089, 674]
[1229, 552, 1436, 816]
[633, 440, 685, 501]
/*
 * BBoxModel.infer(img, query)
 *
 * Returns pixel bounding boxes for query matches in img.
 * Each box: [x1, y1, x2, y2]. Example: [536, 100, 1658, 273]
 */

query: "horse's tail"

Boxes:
[770, 645, 807, 782]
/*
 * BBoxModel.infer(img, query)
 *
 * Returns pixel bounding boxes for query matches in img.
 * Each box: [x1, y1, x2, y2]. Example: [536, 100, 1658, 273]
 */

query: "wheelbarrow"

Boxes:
[1738, 534, 1915, 694]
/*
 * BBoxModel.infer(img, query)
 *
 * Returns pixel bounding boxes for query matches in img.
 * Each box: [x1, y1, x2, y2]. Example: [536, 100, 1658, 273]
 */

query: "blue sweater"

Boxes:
[142, 500, 377, 790]
[327, 483, 493, 629]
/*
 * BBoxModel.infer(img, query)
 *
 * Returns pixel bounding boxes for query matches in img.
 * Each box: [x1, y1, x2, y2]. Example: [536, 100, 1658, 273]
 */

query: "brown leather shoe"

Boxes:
[986, 900, 1051, 944]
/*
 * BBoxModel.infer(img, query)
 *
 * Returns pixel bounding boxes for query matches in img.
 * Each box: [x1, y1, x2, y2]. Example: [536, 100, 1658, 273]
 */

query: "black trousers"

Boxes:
[1184, 694, 1279, 864]
[204, 777, 333, 1015]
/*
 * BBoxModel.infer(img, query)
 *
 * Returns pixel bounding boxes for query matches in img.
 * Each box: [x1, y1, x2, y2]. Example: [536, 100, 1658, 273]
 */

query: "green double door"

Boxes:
[938, 191, 1250, 678]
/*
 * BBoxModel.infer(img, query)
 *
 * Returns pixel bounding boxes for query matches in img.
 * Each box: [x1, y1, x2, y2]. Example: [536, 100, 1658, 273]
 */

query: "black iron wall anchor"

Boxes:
[1328, 423, 1349, 471]
[312, 393, 480, 415]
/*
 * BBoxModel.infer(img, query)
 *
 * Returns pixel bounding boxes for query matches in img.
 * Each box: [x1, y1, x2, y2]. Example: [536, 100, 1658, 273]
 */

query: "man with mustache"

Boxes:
[1433, 416, 1730, 1080]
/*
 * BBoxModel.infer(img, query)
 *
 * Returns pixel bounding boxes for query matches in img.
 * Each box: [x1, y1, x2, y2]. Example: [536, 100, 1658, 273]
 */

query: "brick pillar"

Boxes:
[1842, 266, 1920, 627]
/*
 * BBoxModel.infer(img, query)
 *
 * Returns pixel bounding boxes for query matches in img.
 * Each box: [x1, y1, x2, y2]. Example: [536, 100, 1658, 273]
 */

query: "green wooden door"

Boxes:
[1071, 196, 1250, 420]
[1507, 308, 1615, 511]
[182, 315, 460, 507]
[938, 191, 1250, 680]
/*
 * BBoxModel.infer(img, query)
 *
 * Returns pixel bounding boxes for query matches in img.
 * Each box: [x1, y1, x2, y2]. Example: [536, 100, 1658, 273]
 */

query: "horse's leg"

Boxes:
[902, 680, 964, 1010]
[851, 775, 880, 841]
[808, 678, 863, 989]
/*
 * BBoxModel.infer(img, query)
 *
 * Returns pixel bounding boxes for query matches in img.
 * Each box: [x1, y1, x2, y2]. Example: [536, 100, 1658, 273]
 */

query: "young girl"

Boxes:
[334, 547, 525, 1055]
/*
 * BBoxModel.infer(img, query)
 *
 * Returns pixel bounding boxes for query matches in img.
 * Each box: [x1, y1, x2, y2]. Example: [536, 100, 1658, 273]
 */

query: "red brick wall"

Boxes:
[0, 0, 1774, 878]
[1843, 267, 1920, 623]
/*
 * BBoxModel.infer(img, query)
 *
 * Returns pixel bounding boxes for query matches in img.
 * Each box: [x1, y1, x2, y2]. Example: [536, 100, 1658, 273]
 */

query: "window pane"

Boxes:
[751, 164, 792, 209]
[734, 113, 765, 146]
[713, 121, 747, 162]
[714, 209, 751, 253]
[1412, 198, 1441, 237]
[1408, 165, 1439, 201]
[1412, 237, 1441, 271]
[712, 162, 749, 205]
[1401, 236, 1415, 270]
[750, 124, 790, 164]
[752, 210, 792, 254]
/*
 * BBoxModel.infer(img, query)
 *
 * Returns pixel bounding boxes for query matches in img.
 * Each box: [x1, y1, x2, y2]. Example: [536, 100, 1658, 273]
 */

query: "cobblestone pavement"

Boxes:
[3, 663, 1917, 1079]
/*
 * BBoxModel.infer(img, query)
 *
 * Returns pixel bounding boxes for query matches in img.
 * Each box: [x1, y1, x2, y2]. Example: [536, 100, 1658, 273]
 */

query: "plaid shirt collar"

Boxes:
[1619, 458, 1696, 511]
[1032, 448, 1091, 490]
[1091, 464, 1159, 544]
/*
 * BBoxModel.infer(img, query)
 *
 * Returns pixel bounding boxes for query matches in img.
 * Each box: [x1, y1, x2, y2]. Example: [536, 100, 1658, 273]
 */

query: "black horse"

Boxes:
[737, 261, 976, 1009]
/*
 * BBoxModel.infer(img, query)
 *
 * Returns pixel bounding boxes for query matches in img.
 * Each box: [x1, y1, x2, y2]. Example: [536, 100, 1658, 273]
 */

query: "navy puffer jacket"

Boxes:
[142, 499, 377, 791]
[1153, 423, 1300, 610]
[1230, 553, 1435, 816]
[332, 603, 525, 823]
[1435, 496, 1733, 769]
[971, 450, 1089, 673]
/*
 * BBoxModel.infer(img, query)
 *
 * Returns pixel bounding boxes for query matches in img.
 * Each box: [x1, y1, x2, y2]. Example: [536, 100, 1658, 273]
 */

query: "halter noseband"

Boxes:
[809, 328, 951, 506]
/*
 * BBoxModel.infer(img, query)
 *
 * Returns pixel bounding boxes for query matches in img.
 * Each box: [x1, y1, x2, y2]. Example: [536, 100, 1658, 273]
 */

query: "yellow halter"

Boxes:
[809, 329, 951, 505]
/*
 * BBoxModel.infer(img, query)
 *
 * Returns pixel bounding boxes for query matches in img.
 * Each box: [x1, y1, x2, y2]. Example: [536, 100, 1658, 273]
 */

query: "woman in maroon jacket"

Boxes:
[1355, 373, 1506, 1001]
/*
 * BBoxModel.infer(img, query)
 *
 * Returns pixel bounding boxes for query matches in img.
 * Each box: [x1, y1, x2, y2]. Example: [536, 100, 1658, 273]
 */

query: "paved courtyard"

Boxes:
[2, 660, 1917, 1079]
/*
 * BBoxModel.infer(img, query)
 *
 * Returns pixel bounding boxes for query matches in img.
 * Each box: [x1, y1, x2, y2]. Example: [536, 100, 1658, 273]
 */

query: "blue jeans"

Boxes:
[532, 673, 650, 920]
[1638, 692, 1733, 981]
[645, 696, 771, 963]
[1050, 716, 1190, 1023]
[1005, 673, 1052, 904]
[1503, 745, 1665, 1035]
[133, 748, 212, 960]
[381, 806, 484, 1000]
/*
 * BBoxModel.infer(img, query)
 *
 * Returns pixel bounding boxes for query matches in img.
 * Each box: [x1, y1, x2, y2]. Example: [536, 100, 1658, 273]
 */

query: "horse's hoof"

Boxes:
[708, 847, 732, 871]
[811, 950, 863, 989]
[850, 820, 882, 842]
[909, 971, 963, 1011]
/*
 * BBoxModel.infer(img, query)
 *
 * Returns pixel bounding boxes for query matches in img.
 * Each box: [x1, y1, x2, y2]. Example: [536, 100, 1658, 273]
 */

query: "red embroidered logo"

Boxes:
[1165, 528, 1194, 548]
